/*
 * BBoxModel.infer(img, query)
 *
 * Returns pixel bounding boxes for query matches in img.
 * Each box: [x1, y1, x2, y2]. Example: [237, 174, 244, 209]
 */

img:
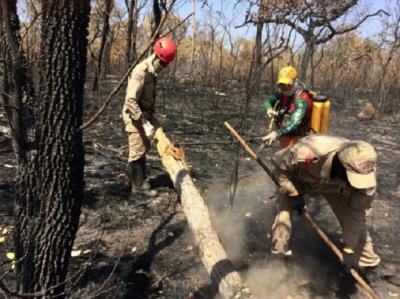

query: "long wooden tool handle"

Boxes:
[303, 211, 378, 299]
[224, 121, 380, 299]
[224, 122, 257, 159]
[224, 122, 278, 185]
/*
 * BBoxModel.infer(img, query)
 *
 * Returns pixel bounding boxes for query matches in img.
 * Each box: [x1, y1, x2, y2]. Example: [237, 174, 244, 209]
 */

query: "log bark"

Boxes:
[154, 127, 244, 299]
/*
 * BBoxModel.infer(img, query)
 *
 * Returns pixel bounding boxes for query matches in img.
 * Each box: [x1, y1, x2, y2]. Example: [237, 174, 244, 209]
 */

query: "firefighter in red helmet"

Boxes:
[153, 36, 176, 63]
[122, 36, 176, 197]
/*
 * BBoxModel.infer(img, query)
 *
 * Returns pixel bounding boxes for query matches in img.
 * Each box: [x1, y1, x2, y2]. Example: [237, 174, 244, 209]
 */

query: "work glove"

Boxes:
[262, 131, 279, 146]
[266, 107, 277, 118]
[342, 248, 358, 272]
[142, 121, 155, 139]
[289, 195, 305, 215]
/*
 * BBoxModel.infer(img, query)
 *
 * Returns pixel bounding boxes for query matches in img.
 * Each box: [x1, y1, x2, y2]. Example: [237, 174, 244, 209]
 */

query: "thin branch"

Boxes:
[20, 11, 42, 42]
[0, 89, 16, 101]
[319, 9, 389, 44]
[0, 280, 48, 298]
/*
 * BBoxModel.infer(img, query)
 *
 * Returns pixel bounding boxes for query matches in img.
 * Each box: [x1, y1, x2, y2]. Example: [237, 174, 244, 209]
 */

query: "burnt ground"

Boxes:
[0, 78, 400, 299]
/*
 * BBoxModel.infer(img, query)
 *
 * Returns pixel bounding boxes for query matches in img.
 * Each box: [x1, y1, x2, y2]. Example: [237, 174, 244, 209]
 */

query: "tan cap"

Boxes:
[338, 141, 377, 189]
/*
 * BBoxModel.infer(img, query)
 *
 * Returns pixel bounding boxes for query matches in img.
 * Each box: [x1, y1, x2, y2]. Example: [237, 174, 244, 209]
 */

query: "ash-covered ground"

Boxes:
[1, 79, 399, 298]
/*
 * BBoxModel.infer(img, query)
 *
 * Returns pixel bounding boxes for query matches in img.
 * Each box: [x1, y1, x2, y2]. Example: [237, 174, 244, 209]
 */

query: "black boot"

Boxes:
[361, 266, 383, 289]
[127, 160, 141, 194]
[127, 158, 157, 197]
[138, 156, 151, 191]
[138, 156, 157, 197]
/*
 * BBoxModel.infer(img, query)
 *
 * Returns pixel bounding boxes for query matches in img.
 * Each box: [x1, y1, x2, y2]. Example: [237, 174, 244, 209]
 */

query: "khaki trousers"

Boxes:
[127, 129, 150, 162]
[271, 193, 380, 267]
[126, 113, 158, 162]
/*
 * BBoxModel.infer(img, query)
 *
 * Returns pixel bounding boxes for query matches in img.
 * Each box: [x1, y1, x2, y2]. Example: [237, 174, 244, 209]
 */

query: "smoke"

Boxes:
[244, 255, 336, 299]
[246, 260, 295, 298]
[205, 161, 339, 299]
[206, 162, 276, 262]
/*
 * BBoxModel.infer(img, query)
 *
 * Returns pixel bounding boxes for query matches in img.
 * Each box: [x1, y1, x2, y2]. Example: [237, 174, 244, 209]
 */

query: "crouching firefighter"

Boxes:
[122, 36, 176, 197]
[271, 135, 381, 284]
[262, 66, 330, 148]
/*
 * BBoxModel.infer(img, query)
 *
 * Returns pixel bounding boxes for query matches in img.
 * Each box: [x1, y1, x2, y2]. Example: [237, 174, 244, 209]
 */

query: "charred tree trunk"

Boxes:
[229, 44, 240, 82]
[9, 1, 90, 297]
[125, 0, 136, 68]
[92, 0, 113, 92]
[1, 2, 37, 296]
[152, 0, 161, 38]
[301, 42, 314, 83]
[103, 30, 113, 75]
[253, 21, 263, 97]
[190, 0, 196, 77]
[309, 45, 324, 89]
[208, 28, 215, 85]
[0, 13, 13, 118]
[309, 49, 316, 88]
[253, 0, 266, 95]
[217, 33, 225, 92]
[0, 0, 35, 164]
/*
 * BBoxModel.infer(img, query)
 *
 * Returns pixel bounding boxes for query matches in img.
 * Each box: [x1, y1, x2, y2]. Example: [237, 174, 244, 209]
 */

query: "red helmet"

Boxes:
[153, 37, 176, 63]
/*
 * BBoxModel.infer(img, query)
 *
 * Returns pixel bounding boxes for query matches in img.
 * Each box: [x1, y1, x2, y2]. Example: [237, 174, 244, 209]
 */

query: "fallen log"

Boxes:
[153, 127, 246, 299]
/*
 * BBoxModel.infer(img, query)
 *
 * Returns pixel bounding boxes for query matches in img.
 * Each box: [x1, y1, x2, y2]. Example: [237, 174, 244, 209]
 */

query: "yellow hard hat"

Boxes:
[277, 66, 297, 85]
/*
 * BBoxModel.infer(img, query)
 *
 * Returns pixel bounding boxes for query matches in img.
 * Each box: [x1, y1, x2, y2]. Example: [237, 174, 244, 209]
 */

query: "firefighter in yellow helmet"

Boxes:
[271, 134, 382, 285]
[122, 37, 176, 197]
[262, 66, 313, 148]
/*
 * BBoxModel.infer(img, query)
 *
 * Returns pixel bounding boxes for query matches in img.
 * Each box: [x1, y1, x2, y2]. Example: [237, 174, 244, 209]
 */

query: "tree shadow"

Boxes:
[149, 173, 174, 189]
[121, 208, 184, 298]
[192, 259, 239, 299]
[71, 207, 184, 298]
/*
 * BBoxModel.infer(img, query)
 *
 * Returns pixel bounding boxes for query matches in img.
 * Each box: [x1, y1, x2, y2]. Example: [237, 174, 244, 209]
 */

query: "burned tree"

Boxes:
[124, 0, 143, 68]
[377, 0, 400, 114]
[125, 0, 136, 68]
[152, 0, 165, 37]
[92, 0, 113, 92]
[0, 0, 90, 297]
[190, 0, 196, 77]
[0, 0, 35, 164]
[124, 0, 146, 69]
[243, 0, 387, 86]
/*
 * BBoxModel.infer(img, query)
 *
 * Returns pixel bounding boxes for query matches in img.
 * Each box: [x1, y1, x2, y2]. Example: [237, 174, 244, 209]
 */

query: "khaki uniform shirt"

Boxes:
[272, 134, 376, 248]
[122, 54, 159, 132]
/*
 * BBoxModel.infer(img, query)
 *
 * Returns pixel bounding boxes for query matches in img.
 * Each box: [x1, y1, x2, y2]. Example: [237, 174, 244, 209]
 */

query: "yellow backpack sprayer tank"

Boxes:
[310, 94, 330, 133]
